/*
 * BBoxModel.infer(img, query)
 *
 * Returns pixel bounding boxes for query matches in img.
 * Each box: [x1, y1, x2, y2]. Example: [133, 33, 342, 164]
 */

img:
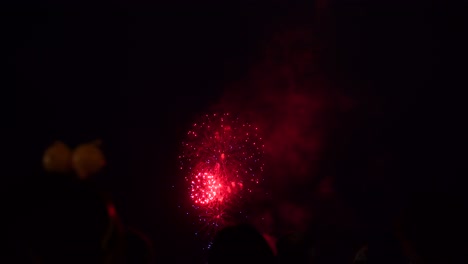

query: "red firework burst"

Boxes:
[180, 113, 265, 236]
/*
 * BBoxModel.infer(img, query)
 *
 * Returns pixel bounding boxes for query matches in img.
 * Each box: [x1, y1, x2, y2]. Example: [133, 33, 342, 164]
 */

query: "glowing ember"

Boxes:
[180, 112, 265, 238]
[191, 172, 223, 205]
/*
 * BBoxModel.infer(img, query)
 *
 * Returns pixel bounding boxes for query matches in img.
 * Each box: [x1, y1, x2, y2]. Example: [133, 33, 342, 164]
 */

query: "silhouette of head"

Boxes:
[208, 224, 275, 264]
[124, 228, 154, 264]
[399, 192, 468, 264]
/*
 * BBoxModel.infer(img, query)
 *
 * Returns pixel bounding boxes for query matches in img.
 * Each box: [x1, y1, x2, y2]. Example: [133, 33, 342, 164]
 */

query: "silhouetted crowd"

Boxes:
[11, 175, 155, 264]
[10, 172, 468, 264]
[208, 192, 468, 264]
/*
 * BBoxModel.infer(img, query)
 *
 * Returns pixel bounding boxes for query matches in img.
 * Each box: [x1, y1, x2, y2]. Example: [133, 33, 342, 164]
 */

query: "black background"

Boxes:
[12, 0, 467, 263]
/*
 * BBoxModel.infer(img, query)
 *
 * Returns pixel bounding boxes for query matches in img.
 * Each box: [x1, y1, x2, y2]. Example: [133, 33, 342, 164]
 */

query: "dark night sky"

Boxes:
[13, 2, 314, 262]
[12, 0, 467, 263]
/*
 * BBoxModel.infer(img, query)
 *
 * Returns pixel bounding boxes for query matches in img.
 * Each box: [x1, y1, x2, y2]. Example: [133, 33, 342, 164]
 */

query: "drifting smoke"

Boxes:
[214, 28, 357, 202]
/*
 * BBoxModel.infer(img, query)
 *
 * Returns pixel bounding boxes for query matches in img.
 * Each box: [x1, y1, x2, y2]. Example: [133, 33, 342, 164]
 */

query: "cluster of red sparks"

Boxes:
[180, 113, 265, 237]
[191, 172, 223, 205]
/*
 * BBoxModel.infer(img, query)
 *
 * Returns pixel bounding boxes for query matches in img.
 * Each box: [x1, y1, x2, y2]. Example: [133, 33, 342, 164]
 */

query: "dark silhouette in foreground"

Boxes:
[398, 192, 468, 264]
[15, 175, 155, 263]
[208, 224, 275, 264]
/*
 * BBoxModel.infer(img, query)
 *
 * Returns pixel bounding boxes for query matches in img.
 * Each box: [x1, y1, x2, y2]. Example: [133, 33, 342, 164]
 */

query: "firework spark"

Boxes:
[180, 113, 265, 238]
[190, 172, 223, 205]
